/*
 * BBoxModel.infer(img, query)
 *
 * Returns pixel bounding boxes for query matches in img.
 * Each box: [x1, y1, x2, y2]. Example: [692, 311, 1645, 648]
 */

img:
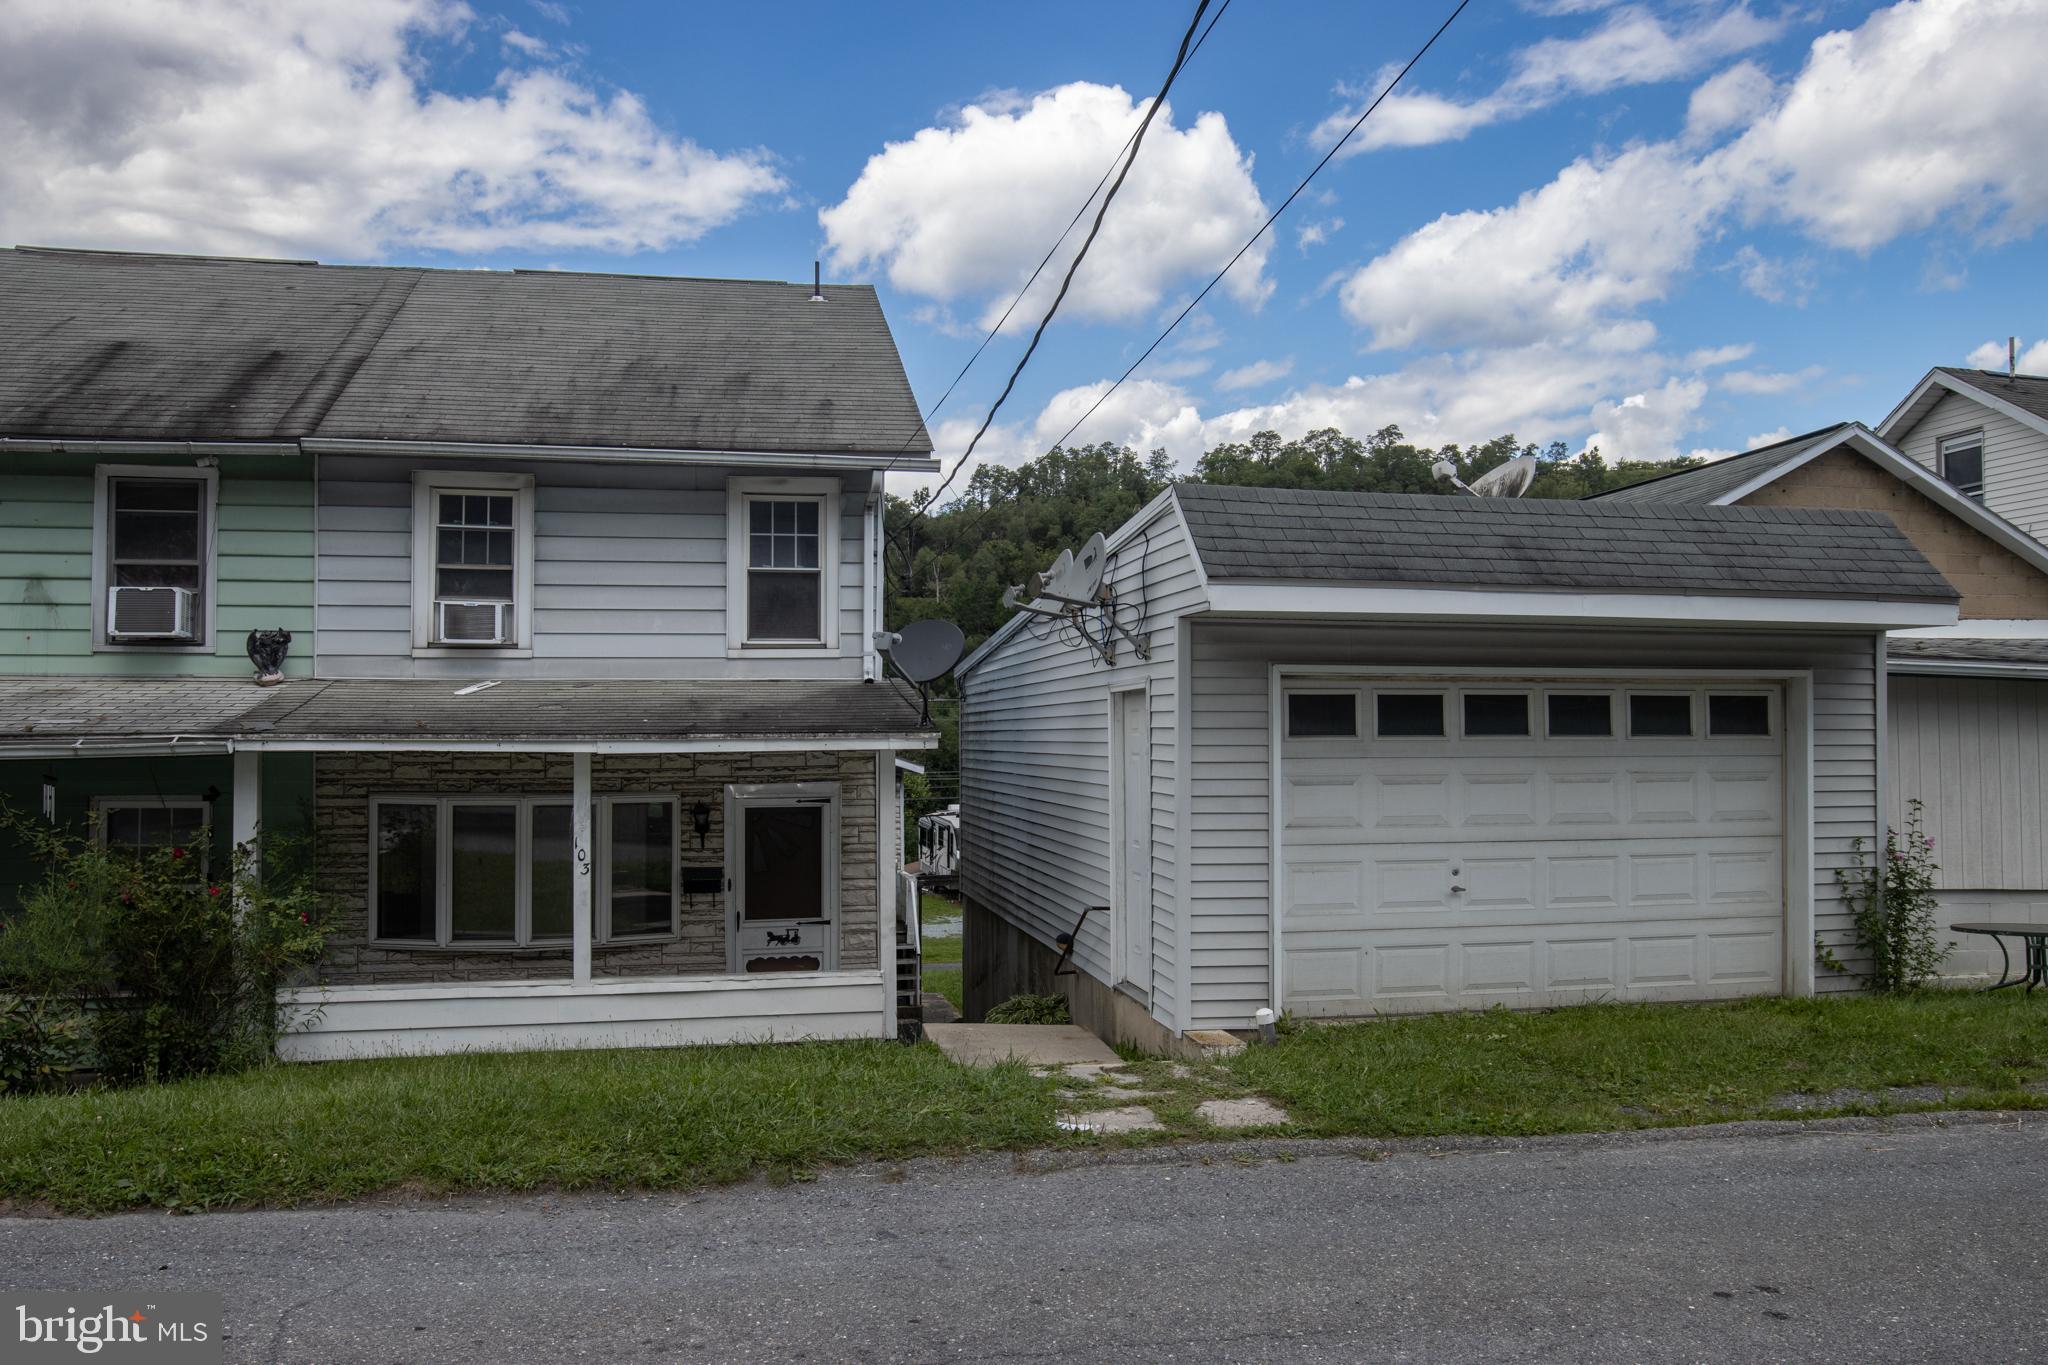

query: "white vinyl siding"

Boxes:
[957, 498, 1207, 1030]
[1894, 389, 2048, 542]
[316, 456, 868, 678]
[1184, 622, 1880, 1029]
[1887, 673, 2048, 890]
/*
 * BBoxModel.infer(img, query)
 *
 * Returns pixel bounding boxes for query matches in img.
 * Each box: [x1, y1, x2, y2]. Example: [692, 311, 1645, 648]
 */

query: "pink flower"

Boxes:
[298, 911, 309, 924]
[171, 847, 187, 860]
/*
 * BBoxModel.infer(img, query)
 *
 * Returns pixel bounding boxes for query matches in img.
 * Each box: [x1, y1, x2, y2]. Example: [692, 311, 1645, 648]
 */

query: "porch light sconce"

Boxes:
[691, 801, 712, 848]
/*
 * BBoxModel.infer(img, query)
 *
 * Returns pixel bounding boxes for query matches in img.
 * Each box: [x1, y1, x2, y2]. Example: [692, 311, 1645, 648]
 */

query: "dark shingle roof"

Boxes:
[0, 678, 311, 740]
[1171, 482, 1958, 602]
[1888, 637, 2048, 666]
[0, 677, 932, 745]
[0, 247, 930, 455]
[1586, 424, 1846, 505]
[234, 678, 931, 742]
[1931, 368, 2048, 426]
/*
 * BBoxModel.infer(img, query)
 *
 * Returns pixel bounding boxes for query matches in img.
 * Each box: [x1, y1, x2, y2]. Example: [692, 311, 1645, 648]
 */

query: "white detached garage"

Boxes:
[956, 485, 1959, 1050]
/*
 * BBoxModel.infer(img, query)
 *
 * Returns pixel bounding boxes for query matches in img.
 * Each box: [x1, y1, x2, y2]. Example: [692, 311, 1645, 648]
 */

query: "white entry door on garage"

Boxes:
[1278, 679, 1786, 1016]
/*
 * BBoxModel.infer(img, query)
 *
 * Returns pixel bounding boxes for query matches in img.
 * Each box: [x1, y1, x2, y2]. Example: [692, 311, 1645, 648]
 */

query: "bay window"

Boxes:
[370, 794, 677, 948]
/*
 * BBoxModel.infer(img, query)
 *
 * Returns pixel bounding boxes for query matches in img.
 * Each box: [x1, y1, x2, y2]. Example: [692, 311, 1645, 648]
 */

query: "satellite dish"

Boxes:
[881, 618, 965, 685]
[1037, 532, 1107, 605]
[1026, 548, 1073, 602]
[1467, 455, 1538, 498]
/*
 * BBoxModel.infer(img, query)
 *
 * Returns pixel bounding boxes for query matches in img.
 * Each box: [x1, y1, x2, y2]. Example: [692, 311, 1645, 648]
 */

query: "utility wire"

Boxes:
[926, 0, 1471, 558]
[880, 0, 1233, 481]
[1044, 0, 1472, 454]
[885, 0, 1214, 581]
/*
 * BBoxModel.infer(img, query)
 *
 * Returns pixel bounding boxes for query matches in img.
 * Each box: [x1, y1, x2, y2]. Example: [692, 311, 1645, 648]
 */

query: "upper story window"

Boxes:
[726, 477, 842, 654]
[92, 466, 217, 648]
[410, 472, 534, 654]
[1938, 431, 1985, 499]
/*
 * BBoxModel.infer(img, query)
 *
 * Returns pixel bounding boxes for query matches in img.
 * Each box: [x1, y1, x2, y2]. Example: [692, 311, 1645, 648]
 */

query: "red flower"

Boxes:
[171, 847, 187, 860]
[298, 911, 309, 924]
[208, 885, 222, 898]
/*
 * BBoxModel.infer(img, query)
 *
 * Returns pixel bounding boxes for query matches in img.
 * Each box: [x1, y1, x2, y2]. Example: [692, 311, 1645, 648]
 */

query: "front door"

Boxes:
[729, 784, 840, 973]
[1112, 688, 1151, 994]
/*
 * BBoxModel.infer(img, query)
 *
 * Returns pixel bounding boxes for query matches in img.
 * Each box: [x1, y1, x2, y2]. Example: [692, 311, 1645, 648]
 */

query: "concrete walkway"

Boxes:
[923, 1022, 1121, 1067]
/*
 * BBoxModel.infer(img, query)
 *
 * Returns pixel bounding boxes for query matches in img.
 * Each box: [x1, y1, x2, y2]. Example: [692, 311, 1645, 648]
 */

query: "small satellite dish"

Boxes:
[882, 619, 965, 685]
[1037, 532, 1107, 605]
[1026, 548, 1073, 602]
[1467, 454, 1538, 499]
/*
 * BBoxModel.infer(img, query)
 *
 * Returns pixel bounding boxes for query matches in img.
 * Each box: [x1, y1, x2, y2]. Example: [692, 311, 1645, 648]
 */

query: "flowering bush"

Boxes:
[1830, 799, 1950, 992]
[0, 805, 327, 1089]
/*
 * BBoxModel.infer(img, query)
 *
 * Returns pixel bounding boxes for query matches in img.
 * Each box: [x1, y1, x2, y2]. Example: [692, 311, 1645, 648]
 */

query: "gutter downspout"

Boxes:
[865, 471, 884, 682]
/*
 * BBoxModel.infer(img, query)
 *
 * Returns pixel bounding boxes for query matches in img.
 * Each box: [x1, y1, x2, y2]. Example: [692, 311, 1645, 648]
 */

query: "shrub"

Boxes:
[0, 805, 327, 1088]
[1830, 799, 1951, 992]
[985, 993, 1071, 1025]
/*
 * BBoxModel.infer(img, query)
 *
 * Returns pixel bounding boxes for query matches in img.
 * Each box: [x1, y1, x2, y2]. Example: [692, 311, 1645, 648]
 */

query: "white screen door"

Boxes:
[1112, 688, 1151, 993]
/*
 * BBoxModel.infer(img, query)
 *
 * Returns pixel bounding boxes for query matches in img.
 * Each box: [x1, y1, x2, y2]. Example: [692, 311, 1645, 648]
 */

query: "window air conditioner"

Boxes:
[108, 586, 195, 640]
[436, 599, 511, 645]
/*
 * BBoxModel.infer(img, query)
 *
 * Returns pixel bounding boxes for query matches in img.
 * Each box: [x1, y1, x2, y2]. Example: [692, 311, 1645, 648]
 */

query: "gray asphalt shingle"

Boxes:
[1172, 483, 1957, 602]
[0, 247, 930, 455]
[1933, 368, 2048, 426]
[1586, 425, 1846, 505]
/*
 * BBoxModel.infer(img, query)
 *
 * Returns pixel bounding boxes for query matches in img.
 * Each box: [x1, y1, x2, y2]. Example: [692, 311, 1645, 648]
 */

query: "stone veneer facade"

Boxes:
[312, 750, 879, 985]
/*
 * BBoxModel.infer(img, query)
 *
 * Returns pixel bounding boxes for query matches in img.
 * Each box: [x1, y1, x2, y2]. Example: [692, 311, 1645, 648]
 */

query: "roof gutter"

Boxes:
[1885, 658, 2048, 680]
[1200, 583, 1958, 630]
[0, 438, 298, 457]
[298, 437, 941, 473]
[0, 736, 237, 760]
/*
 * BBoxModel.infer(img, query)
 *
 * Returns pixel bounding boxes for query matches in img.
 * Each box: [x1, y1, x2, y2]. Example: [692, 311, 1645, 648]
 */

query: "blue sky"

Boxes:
[7, 0, 2046, 490]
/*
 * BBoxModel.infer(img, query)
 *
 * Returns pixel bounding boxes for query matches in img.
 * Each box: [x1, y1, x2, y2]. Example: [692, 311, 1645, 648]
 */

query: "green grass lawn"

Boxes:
[0, 1040, 1054, 1215]
[7, 992, 2043, 1214]
[1228, 992, 2048, 1137]
[919, 891, 964, 1013]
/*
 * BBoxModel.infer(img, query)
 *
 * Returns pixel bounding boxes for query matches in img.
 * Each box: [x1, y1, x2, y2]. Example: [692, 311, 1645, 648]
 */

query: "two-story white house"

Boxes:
[0, 246, 938, 1058]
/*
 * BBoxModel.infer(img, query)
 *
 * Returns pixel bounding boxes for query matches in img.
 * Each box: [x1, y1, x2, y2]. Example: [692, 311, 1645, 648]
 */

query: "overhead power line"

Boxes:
[880, 0, 1234, 478]
[887, 0, 1215, 580]
[1044, 0, 1473, 454]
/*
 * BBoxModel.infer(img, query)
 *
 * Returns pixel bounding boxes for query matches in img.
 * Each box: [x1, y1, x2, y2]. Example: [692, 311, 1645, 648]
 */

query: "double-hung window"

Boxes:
[726, 478, 840, 652]
[1937, 431, 1985, 500]
[410, 472, 534, 652]
[93, 465, 217, 648]
[93, 796, 211, 866]
[371, 794, 677, 947]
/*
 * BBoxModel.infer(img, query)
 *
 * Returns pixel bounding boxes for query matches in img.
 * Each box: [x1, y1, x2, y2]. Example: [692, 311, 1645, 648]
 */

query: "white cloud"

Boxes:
[1966, 337, 2048, 372]
[501, 28, 551, 57]
[1746, 426, 1794, 448]
[1720, 0, 2048, 250]
[1322, 4, 1783, 155]
[0, 0, 787, 259]
[821, 83, 1270, 331]
[1334, 0, 2048, 387]
[1719, 364, 1825, 395]
[1216, 357, 1294, 391]
[1296, 217, 1344, 251]
[1581, 376, 1711, 461]
[1034, 378, 1209, 464]
[1684, 60, 1775, 143]
[1338, 144, 1723, 349]
[1684, 342, 1754, 368]
[530, 0, 570, 21]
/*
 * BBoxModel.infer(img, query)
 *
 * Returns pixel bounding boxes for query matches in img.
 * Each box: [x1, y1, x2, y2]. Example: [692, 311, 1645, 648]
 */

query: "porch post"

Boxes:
[572, 750, 593, 985]
[878, 751, 897, 1040]
[231, 747, 261, 878]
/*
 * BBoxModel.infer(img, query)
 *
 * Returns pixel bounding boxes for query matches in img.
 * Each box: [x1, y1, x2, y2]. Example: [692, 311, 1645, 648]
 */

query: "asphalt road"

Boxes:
[3, 1116, 2042, 1364]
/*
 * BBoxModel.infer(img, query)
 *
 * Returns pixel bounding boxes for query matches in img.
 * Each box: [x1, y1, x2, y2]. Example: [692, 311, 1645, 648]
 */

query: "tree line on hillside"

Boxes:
[884, 426, 1700, 812]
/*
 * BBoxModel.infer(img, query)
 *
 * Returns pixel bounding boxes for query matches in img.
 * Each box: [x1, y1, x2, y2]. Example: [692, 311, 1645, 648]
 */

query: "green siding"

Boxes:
[0, 452, 314, 677]
[0, 753, 315, 909]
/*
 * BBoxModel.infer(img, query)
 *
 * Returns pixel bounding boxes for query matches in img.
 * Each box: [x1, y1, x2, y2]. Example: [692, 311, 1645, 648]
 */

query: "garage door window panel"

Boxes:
[1546, 693, 1614, 738]
[1376, 693, 1445, 738]
[1708, 693, 1772, 737]
[1287, 692, 1358, 739]
[1629, 693, 1694, 738]
[1463, 693, 1530, 737]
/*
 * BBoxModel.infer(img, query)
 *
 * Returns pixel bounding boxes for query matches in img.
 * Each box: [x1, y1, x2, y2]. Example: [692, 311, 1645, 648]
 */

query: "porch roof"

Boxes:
[0, 677, 935, 750]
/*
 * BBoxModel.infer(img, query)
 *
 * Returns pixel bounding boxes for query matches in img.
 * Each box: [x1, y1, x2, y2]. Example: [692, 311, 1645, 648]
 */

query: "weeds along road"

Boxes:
[3, 1115, 2040, 1364]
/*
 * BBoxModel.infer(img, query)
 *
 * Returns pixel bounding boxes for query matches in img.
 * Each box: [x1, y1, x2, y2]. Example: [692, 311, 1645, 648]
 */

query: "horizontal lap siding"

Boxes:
[959, 503, 1206, 1029]
[1888, 674, 2048, 890]
[1894, 389, 2048, 543]
[0, 453, 313, 677]
[315, 456, 867, 679]
[1186, 621, 1883, 1028]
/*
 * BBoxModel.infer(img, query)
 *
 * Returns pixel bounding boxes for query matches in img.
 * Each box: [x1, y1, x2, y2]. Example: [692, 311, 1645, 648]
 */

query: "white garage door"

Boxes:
[1279, 680, 1785, 1016]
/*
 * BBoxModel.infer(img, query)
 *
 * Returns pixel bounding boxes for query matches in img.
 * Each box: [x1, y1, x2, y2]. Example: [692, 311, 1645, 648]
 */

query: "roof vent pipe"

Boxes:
[810, 261, 825, 303]
[2011, 335, 2019, 380]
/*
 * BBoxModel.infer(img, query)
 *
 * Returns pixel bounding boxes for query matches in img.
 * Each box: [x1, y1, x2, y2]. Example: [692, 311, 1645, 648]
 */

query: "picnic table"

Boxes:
[1950, 922, 2048, 993]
